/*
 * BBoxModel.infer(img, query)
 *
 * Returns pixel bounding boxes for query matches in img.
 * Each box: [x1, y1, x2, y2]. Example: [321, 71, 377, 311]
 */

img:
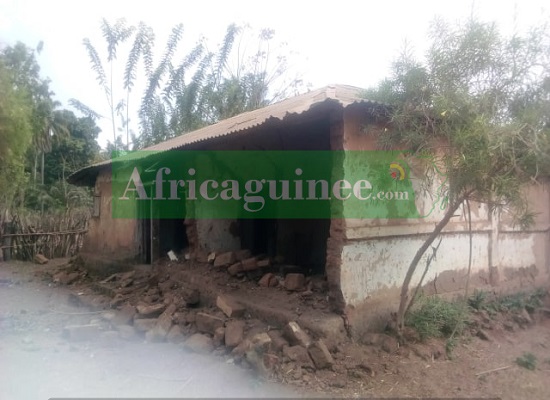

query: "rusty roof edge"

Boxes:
[68, 84, 380, 186]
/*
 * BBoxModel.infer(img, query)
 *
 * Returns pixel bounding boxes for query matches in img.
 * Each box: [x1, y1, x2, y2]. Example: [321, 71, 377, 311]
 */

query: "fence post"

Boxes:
[1, 222, 13, 261]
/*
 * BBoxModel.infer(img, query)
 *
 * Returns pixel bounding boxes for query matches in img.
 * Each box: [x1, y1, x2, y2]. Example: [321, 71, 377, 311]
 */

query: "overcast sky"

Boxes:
[0, 0, 548, 148]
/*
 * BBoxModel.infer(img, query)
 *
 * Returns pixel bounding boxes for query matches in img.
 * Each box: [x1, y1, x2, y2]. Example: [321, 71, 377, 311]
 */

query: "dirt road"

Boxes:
[0, 260, 297, 400]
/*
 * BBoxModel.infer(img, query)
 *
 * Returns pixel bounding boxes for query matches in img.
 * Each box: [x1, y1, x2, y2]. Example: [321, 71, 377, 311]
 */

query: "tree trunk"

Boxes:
[396, 194, 468, 335]
[40, 151, 45, 185]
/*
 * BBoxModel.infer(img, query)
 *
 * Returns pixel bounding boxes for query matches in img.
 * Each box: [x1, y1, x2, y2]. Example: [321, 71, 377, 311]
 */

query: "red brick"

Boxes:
[216, 295, 246, 318]
[214, 251, 236, 267]
[195, 312, 225, 334]
[225, 320, 245, 347]
[227, 262, 243, 276]
[308, 340, 334, 369]
[241, 257, 258, 271]
[284, 273, 305, 291]
[258, 273, 275, 287]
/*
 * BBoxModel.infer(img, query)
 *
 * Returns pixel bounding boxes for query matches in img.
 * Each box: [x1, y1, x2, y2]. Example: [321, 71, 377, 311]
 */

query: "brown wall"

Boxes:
[82, 169, 140, 262]
[337, 106, 550, 337]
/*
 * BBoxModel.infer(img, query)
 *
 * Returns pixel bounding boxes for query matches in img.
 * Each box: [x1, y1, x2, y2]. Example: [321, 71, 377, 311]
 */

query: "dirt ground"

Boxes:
[1, 258, 550, 400]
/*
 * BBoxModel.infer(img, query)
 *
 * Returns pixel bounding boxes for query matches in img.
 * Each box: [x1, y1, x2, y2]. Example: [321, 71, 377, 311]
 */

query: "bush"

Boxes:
[516, 352, 537, 370]
[406, 296, 468, 340]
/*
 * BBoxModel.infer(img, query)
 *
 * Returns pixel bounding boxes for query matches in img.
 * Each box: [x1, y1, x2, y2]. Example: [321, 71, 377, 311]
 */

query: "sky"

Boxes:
[0, 0, 548, 148]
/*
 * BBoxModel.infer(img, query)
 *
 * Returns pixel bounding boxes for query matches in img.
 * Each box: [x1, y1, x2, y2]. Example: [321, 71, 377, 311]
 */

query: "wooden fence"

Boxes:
[0, 210, 89, 261]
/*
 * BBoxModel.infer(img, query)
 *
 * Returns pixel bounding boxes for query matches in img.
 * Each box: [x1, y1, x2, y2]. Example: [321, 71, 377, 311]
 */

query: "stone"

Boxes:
[250, 333, 272, 352]
[34, 253, 49, 265]
[308, 340, 334, 369]
[267, 330, 289, 352]
[184, 333, 214, 354]
[283, 345, 314, 368]
[117, 325, 137, 340]
[213, 327, 226, 347]
[235, 249, 252, 261]
[63, 324, 100, 342]
[166, 325, 185, 344]
[225, 320, 245, 348]
[136, 303, 166, 318]
[241, 257, 258, 271]
[182, 288, 200, 306]
[207, 252, 217, 263]
[283, 321, 312, 348]
[231, 338, 252, 359]
[284, 273, 305, 291]
[227, 262, 243, 276]
[216, 295, 246, 318]
[158, 279, 177, 294]
[111, 305, 136, 326]
[133, 318, 157, 332]
[148, 303, 176, 341]
[214, 252, 236, 268]
[258, 273, 275, 287]
[195, 312, 225, 334]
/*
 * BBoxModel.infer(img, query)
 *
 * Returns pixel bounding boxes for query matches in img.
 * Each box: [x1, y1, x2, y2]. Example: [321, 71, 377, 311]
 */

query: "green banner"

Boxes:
[111, 150, 422, 219]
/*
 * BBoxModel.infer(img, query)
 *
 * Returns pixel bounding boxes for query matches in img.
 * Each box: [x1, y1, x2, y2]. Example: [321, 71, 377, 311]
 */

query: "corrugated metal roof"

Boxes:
[69, 84, 378, 185]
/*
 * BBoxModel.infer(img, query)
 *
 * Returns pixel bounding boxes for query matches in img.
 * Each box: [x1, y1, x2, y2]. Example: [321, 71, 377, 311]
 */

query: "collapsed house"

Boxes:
[69, 84, 550, 335]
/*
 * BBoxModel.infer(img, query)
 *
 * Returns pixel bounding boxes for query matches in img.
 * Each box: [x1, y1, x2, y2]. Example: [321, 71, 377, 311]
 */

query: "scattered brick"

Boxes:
[184, 333, 214, 354]
[283, 345, 314, 369]
[195, 312, 225, 334]
[213, 251, 236, 268]
[258, 273, 275, 287]
[257, 259, 271, 268]
[308, 340, 334, 369]
[216, 295, 245, 318]
[251, 332, 272, 352]
[241, 257, 258, 271]
[284, 273, 306, 291]
[136, 303, 166, 318]
[283, 321, 312, 348]
[267, 330, 289, 352]
[225, 320, 245, 348]
[227, 262, 243, 276]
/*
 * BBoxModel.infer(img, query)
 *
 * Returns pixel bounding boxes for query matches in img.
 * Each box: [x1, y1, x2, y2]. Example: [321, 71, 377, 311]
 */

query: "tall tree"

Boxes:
[74, 20, 306, 150]
[1, 42, 69, 185]
[363, 18, 550, 336]
[0, 59, 33, 211]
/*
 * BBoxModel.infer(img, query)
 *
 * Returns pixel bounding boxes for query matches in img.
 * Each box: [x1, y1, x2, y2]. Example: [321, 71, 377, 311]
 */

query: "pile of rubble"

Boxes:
[203, 249, 318, 293]
[47, 254, 339, 381]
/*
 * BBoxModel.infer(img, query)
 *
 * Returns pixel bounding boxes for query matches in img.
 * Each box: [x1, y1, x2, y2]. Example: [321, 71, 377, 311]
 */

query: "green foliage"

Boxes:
[468, 290, 488, 310]
[477, 288, 547, 314]
[405, 296, 468, 340]
[0, 46, 35, 208]
[516, 352, 537, 370]
[74, 20, 305, 150]
[363, 18, 550, 225]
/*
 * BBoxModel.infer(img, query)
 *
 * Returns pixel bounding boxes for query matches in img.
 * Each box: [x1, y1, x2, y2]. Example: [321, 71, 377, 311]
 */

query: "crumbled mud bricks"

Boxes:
[216, 295, 245, 318]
